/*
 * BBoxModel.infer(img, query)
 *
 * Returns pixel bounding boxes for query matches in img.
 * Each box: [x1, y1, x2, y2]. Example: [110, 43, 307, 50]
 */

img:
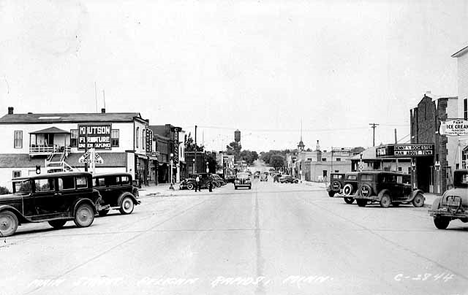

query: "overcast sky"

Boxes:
[1, 0, 467, 153]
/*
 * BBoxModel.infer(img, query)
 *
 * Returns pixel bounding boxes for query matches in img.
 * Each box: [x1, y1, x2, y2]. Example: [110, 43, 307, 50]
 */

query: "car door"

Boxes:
[104, 175, 123, 206]
[57, 175, 89, 213]
[32, 177, 61, 218]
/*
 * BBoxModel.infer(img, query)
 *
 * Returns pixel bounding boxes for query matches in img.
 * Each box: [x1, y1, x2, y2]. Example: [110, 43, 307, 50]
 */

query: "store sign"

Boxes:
[440, 119, 468, 136]
[78, 125, 112, 150]
[376, 144, 434, 157]
[146, 129, 153, 153]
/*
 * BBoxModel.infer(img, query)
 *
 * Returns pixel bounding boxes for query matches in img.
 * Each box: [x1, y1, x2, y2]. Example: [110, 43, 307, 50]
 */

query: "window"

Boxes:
[111, 129, 120, 147]
[14, 130, 23, 149]
[93, 178, 105, 187]
[76, 176, 88, 189]
[70, 129, 78, 147]
[336, 158, 341, 161]
[142, 129, 145, 151]
[322, 158, 327, 161]
[59, 176, 75, 190]
[12, 171, 21, 178]
[464, 98, 467, 120]
[121, 176, 130, 184]
[35, 179, 55, 192]
[136, 127, 139, 148]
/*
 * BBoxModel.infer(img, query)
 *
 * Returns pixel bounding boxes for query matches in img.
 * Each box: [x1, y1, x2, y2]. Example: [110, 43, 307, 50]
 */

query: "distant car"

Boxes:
[210, 174, 226, 187]
[0, 172, 106, 237]
[253, 171, 261, 179]
[279, 175, 299, 183]
[273, 173, 282, 183]
[429, 169, 468, 229]
[354, 171, 425, 208]
[234, 172, 252, 190]
[333, 172, 360, 204]
[260, 172, 268, 182]
[327, 173, 345, 197]
[92, 172, 141, 216]
[179, 173, 216, 190]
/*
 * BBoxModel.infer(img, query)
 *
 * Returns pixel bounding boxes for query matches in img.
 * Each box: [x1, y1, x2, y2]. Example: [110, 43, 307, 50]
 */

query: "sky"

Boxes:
[1, 0, 467, 153]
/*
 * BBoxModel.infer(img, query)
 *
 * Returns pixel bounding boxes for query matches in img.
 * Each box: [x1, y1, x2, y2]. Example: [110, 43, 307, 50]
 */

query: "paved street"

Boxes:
[1, 179, 467, 295]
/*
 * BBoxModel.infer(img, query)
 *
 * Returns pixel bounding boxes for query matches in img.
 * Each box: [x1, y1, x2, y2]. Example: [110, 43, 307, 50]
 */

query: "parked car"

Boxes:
[253, 171, 261, 179]
[260, 172, 268, 182]
[179, 173, 215, 190]
[0, 172, 107, 237]
[327, 173, 345, 197]
[333, 172, 360, 204]
[429, 169, 468, 229]
[234, 172, 252, 190]
[353, 171, 425, 208]
[92, 172, 141, 216]
[210, 174, 226, 187]
[273, 173, 282, 183]
[279, 175, 299, 183]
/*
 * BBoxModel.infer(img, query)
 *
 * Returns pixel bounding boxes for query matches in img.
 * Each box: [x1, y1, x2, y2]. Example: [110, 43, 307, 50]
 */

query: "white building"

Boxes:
[0, 107, 150, 189]
[452, 46, 468, 168]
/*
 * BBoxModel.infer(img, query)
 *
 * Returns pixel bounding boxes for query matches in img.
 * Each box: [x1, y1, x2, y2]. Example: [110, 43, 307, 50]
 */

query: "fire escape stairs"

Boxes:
[45, 148, 76, 172]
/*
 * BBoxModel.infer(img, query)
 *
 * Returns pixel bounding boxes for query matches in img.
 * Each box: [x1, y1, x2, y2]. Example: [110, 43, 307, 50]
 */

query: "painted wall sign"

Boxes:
[78, 124, 112, 150]
[439, 119, 468, 136]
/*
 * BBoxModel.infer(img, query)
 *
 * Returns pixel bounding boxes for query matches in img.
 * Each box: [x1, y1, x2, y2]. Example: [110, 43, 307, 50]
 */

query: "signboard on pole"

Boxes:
[439, 119, 468, 136]
[376, 144, 434, 157]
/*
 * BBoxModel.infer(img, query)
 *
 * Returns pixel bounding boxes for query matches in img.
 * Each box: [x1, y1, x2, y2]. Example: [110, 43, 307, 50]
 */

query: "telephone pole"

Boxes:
[369, 123, 379, 147]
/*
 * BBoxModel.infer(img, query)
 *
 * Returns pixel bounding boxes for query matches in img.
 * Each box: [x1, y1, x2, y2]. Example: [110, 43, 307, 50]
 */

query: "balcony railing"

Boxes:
[29, 145, 71, 156]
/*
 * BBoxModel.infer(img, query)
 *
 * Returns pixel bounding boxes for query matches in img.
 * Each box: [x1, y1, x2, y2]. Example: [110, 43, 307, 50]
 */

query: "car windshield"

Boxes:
[453, 171, 468, 188]
[13, 180, 32, 194]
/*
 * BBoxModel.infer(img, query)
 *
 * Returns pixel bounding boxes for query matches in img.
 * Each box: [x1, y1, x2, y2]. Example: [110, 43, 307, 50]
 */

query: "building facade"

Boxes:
[0, 107, 149, 189]
[452, 46, 468, 168]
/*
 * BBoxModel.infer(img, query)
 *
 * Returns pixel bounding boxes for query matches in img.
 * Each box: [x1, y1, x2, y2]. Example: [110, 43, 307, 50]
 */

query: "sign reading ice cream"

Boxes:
[440, 119, 468, 136]
[78, 125, 112, 150]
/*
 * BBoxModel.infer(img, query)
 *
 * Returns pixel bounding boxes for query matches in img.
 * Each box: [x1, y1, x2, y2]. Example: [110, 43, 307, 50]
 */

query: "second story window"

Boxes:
[70, 129, 78, 147]
[136, 127, 139, 148]
[464, 98, 467, 120]
[111, 129, 120, 147]
[14, 130, 23, 149]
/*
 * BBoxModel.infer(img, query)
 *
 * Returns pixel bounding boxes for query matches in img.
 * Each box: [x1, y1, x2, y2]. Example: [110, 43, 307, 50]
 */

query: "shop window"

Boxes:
[111, 129, 120, 147]
[136, 127, 139, 148]
[12, 171, 21, 178]
[14, 130, 23, 149]
[322, 158, 327, 161]
[336, 158, 341, 161]
[464, 98, 467, 120]
[70, 129, 78, 147]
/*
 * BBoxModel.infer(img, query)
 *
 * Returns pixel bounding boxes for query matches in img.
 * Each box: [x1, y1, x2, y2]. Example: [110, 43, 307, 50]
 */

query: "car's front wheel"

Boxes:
[0, 210, 18, 237]
[412, 193, 425, 207]
[433, 216, 450, 229]
[344, 197, 354, 204]
[187, 183, 194, 190]
[120, 196, 135, 215]
[380, 193, 391, 208]
[49, 220, 67, 229]
[74, 204, 95, 228]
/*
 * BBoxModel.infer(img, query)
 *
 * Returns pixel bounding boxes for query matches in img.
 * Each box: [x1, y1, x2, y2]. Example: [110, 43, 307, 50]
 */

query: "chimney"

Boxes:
[8, 107, 13, 114]
[101, 108, 106, 113]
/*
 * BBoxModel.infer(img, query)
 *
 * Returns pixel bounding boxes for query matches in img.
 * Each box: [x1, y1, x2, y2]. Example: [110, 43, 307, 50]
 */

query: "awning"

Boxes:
[30, 127, 70, 134]
[136, 154, 148, 160]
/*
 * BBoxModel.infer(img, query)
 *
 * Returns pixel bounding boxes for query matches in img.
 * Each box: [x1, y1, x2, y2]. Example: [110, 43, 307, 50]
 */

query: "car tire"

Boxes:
[119, 196, 135, 215]
[0, 210, 18, 237]
[235, 186, 238, 190]
[356, 199, 367, 207]
[344, 197, 354, 204]
[380, 193, 391, 208]
[412, 193, 425, 207]
[433, 216, 450, 230]
[187, 183, 194, 190]
[343, 184, 354, 196]
[74, 204, 95, 228]
[328, 191, 336, 198]
[48, 220, 67, 229]
[99, 209, 109, 217]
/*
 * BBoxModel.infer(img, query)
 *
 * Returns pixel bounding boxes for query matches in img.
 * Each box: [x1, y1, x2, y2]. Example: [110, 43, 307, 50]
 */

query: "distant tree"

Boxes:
[239, 150, 259, 166]
[270, 155, 285, 169]
[185, 132, 204, 152]
[350, 147, 366, 155]
[226, 141, 242, 161]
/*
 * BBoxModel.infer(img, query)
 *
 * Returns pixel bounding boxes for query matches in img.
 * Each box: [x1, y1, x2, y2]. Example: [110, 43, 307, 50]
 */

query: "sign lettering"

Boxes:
[78, 124, 112, 150]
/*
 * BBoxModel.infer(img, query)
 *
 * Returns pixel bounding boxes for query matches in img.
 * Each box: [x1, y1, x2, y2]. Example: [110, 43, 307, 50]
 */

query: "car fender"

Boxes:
[410, 189, 425, 201]
[0, 205, 28, 224]
[73, 198, 97, 216]
[377, 189, 391, 201]
[118, 192, 140, 206]
[431, 197, 442, 210]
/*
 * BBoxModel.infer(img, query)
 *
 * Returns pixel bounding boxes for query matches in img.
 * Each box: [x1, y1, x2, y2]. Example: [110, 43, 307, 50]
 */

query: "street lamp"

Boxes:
[206, 161, 209, 173]
[169, 153, 174, 190]
[193, 158, 196, 174]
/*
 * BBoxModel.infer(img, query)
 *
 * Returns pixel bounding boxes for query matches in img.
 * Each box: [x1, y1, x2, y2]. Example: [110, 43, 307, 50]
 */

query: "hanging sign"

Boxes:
[440, 119, 468, 136]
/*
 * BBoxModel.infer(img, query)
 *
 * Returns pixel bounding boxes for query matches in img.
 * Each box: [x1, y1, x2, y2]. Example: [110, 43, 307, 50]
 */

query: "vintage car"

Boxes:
[253, 171, 261, 179]
[353, 171, 425, 208]
[92, 172, 141, 216]
[260, 172, 268, 182]
[234, 172, 252, 190]
[179, 173, 222, 190]
[279, 175, 299, 183]
[331, 172, 360, 204]
[429, 169, 468, 229]
[327, 173, 345, 197]
[0, 172, 106, 237]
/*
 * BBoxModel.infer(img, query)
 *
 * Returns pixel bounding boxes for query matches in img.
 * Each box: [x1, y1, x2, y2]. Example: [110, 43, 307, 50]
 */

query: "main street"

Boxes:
[1, 179, 467, 295]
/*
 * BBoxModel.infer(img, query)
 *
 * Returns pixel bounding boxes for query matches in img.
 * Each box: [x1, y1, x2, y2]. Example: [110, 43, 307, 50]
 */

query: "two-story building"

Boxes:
[0, 107, 149, 189]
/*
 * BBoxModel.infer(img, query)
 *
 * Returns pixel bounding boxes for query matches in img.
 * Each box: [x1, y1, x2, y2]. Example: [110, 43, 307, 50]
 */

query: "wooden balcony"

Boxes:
[29, 145, 71, 157]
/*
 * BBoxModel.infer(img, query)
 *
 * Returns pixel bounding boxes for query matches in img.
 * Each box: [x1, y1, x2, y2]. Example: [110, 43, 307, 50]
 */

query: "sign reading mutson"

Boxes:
[78, 125, 112, 150]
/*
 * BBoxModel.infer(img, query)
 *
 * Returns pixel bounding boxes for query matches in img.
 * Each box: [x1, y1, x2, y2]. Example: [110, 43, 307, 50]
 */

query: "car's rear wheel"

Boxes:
[380, 193, 391, 208]
[74, 204, 95, 228]
[344, 197, 354, 204]
[120, 196, 135, 214]
[49, 220, 67, 229]
[0, 210, 18, 237]
[343, 184, 354, 196]
[187, 183, 194, 190]
[99, 209, 109, 217]
[356, 199, 367, 207]
[433, 216, 450, 229]
[412, 193, 425, 207]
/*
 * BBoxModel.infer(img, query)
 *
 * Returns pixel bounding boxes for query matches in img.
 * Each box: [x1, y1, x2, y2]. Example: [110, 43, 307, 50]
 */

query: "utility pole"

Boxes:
[194, 125, 197, 174]
[369, 123, 379, 147]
